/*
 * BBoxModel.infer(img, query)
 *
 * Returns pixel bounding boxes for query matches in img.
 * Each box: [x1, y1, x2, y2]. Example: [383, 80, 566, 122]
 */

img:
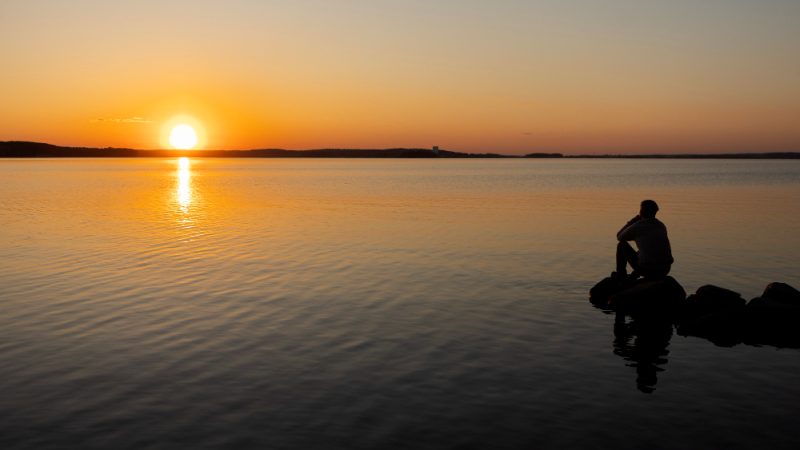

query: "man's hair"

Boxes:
[641, 199, 659, 218]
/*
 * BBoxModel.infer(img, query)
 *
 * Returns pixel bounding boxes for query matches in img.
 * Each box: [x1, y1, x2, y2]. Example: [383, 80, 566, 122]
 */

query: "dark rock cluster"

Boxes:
[590, 276, 800, 348]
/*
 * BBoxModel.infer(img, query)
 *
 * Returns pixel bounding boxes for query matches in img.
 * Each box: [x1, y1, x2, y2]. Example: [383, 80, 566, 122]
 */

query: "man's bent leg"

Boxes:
[616, 241, 639, 276]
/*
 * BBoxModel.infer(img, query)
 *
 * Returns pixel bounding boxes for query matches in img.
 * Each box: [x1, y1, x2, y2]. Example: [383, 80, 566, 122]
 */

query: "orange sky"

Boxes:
[1, 1, 799, 154]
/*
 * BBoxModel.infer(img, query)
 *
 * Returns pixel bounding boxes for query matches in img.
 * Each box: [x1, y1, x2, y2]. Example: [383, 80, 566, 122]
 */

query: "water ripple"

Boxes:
[1, 159, 799, 449]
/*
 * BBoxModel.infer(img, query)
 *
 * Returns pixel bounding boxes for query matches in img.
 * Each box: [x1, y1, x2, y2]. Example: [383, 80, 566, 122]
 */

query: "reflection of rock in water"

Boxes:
[613, 313, 672, 394]
[591, 279, 800, 393]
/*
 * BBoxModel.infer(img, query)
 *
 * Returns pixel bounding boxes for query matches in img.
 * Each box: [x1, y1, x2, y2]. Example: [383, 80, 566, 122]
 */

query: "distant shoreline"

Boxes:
[1, 141, 798, 159]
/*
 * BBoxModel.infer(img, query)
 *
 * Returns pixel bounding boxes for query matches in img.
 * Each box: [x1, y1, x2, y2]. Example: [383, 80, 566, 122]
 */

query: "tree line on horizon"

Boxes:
[1, 141, 798, 159]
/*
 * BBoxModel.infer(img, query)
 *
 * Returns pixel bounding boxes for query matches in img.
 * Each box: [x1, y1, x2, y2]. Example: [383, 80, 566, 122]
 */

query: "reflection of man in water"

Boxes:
[613, 314, 672, 394]
[615, 200, 673, 281]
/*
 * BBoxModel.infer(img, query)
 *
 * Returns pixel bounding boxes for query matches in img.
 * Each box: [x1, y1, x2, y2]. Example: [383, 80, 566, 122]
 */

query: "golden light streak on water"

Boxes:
[177, 157, 191, 214]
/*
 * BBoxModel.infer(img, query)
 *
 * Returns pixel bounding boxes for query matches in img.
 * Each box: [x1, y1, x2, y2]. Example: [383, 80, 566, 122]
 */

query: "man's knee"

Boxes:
[617, 241, 634, 253]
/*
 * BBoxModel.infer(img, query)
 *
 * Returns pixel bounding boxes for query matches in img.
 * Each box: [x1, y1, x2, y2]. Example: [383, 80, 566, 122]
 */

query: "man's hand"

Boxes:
[624, 215, 641, 227]
[617, 215, 641, 240]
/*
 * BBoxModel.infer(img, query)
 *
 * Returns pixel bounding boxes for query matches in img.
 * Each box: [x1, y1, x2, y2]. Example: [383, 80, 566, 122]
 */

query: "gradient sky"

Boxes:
[1, 0, 799, 154]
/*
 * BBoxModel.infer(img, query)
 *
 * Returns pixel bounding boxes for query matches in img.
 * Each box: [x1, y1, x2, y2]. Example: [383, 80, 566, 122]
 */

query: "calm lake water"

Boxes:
[1, 158, 799, 449]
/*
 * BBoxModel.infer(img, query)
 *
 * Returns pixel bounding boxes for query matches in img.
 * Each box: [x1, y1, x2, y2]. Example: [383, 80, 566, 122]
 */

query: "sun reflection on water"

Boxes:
[177, 157, 192, 213]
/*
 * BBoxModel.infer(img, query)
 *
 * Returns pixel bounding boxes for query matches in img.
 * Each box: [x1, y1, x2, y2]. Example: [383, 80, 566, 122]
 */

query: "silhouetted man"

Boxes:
[616, 200, 673, 281]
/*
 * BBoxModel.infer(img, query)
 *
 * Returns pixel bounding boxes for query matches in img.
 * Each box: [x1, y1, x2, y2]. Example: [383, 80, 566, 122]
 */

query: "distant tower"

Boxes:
[432, 145, 440, 155]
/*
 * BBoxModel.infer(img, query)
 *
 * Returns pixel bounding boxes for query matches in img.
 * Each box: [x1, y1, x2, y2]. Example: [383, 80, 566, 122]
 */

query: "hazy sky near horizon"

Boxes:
[1, 0, 799, 154]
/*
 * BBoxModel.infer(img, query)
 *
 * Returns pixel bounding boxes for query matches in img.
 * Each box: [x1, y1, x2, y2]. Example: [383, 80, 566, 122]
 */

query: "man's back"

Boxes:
[617, 217, 673, 270]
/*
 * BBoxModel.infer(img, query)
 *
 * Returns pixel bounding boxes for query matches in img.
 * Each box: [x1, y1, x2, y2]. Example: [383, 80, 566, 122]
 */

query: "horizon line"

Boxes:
[2, 140, 800, 159]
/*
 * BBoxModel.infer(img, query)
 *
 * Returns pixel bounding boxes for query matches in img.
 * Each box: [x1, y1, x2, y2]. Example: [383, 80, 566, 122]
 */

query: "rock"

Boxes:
[610, 276, 686, 315]
[676, 285, 747, 347]
[677, 283, 800, 349]
[683, 285, 745, 317]
[591, 279, 800, 349]
[747, 296, 800, 311]
[760, 282, 800, 305]
[746, 282, 800, 315]
[743, 282, 800, 348]
[589, 274, 686, 316]
[589, 275, 628, 307]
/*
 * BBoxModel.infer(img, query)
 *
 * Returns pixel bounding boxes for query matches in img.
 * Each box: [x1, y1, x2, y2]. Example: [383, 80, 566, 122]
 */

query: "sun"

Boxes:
[169, 124, 198, 150]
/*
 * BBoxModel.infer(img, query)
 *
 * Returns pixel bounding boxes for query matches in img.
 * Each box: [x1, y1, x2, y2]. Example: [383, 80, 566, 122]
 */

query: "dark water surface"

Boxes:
[1, 158, 799, 449]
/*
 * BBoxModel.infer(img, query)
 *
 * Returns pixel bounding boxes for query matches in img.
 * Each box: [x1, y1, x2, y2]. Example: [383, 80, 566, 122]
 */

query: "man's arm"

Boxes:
[616, 215, 641, 241]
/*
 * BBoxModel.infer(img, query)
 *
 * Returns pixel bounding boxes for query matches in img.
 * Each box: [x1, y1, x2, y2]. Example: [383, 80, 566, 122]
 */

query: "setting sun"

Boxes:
[169, 124, 198, 150]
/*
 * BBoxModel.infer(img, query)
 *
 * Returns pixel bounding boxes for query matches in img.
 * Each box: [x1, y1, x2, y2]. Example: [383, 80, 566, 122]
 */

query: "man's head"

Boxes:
[640, 199, 659, 218]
